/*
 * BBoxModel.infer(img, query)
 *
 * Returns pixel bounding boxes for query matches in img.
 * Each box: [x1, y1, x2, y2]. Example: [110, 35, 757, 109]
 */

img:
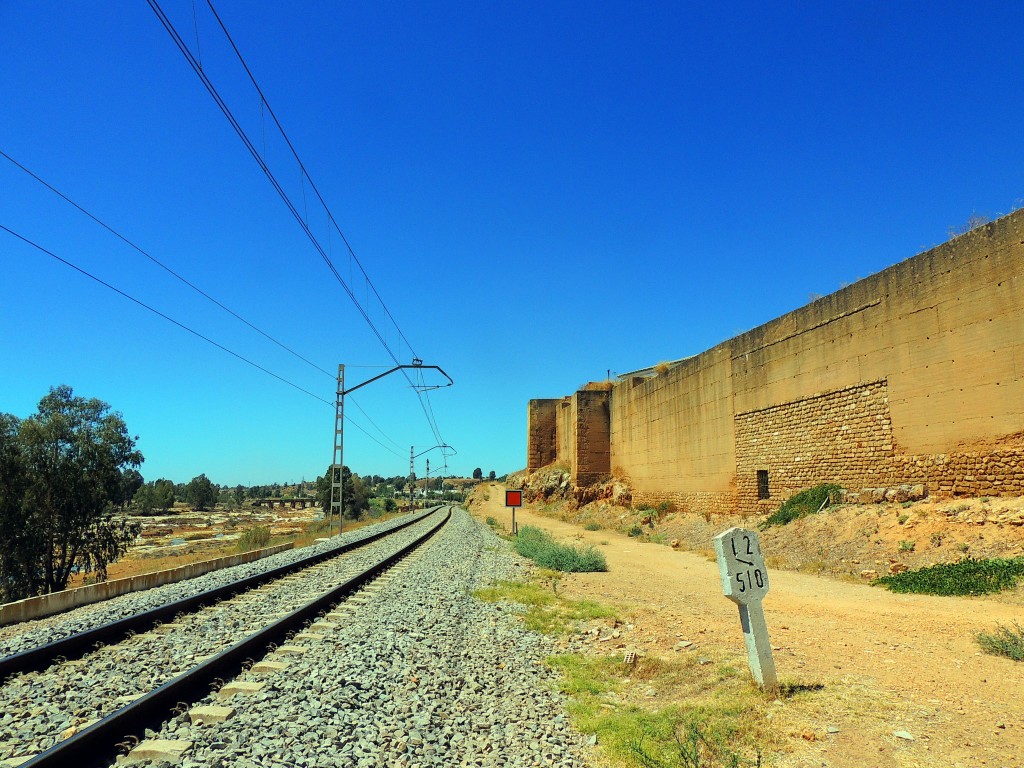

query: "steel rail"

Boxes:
[0, 507, 441, 680]
[19, 506, 452, 768]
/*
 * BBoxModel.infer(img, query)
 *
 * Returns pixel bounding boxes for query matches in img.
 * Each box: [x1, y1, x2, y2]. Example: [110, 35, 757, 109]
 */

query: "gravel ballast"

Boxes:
[0, 510, 437, 657]
[0, 511, 448, 760]
[107, 508, 592, 768]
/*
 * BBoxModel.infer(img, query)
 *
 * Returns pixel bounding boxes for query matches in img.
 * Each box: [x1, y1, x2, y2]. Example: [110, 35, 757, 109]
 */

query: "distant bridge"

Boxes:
[252, 498, 320, 510]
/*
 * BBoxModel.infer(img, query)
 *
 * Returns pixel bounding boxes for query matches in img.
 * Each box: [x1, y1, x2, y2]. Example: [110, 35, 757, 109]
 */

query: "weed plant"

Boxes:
[875, 557, 1024, 596]
[546, 654, 768, 768]
[762, 484, 843, 527]
[514, 526, 608, 572]
[976, 622, 1024, 661]
[473, 579, 615, 634]
[584, 522, 603, 531]
[236, 525, 271, 552]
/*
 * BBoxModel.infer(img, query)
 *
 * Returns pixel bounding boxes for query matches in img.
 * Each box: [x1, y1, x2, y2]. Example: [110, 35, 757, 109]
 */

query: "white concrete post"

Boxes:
[713, 527, 778, 692]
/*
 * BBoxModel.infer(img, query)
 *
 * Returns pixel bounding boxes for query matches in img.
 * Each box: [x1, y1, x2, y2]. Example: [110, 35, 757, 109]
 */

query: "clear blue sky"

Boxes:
[2, 1, 1022, 486]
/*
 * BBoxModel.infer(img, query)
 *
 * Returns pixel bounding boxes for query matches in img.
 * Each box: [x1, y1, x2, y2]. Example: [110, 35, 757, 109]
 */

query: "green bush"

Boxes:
[514, 526, 607, 572]
[762, 483, 843, 527]
[485, 516, 498, 527]
[627, 526, 643, 537]
[237, 525, 271, 552]
[977, 622, 1024, 661]
[875, 557, 1024, 596]
[584, 522, 602, 531]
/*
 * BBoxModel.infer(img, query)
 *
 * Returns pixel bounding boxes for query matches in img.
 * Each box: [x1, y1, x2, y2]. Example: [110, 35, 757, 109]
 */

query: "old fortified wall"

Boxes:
[528, 210, 1024, 515]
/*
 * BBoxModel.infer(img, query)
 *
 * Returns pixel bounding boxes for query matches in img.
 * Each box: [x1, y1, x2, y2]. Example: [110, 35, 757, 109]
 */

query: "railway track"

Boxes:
[0, 507, 452, 767]
[0, 507, 438, 671]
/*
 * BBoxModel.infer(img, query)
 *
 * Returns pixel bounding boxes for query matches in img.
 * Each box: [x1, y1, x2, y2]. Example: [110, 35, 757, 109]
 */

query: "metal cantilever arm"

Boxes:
[342, 364, 453, 396]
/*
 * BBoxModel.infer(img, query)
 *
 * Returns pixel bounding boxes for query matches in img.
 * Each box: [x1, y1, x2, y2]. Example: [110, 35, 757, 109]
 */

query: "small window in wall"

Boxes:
[757, 470, 770, 500]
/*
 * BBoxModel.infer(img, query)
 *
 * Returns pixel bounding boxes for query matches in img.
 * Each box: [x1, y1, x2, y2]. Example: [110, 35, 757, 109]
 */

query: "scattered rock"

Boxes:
[893, 730, 915, 741]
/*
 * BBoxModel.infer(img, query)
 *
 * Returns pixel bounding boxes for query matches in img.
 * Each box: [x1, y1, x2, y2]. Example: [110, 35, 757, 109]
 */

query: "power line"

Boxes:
[1, 223, 332, 405]
[2, 149, 413, 453]
[1, 223, 406, 458]
[203, 0, 417, 362]
[146, 0, 397, 361]
[0, 149, 333, 379]
[147, 0, 449, 448]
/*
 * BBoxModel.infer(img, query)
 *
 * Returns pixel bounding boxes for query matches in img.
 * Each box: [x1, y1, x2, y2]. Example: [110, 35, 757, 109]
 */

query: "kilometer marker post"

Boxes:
[713, 527, 778, 693]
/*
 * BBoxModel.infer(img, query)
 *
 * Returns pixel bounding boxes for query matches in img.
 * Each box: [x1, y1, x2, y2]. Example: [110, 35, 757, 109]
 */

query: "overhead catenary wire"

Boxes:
[0, 224, 403, 458]
[147, 0, 449, 448]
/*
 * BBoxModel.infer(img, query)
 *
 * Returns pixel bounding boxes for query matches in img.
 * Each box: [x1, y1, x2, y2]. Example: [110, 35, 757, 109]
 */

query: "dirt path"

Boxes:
[472, 484, 1023, 768]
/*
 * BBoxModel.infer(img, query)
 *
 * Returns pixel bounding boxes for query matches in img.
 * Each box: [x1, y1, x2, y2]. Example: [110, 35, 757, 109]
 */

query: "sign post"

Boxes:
[713, 527, 778, 693]
[505, 489, 522, 534]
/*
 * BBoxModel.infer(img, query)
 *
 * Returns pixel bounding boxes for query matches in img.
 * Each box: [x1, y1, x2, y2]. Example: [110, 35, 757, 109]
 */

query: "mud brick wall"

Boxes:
[528, 208, 1024, 515]
[527, 399, 559, 471]
[734, 381, 895, 514]
[573, 390, 611, 485]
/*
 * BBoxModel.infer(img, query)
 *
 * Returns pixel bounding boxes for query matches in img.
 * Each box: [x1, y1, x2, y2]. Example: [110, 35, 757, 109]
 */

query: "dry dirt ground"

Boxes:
[469, 483, 1024, 768]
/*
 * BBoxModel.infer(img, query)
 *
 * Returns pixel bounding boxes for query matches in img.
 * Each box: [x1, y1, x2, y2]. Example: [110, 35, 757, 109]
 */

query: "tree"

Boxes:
[234, 484, 246, 507]
[0, 386, 143, 600]
[383, 497, 397, 513]
[118, 469, 144, 509]
[488, 470, 496, 481]
[472, 467, 483, 480]
[185, 473, 217, 511]
[316, 465, 370, 522]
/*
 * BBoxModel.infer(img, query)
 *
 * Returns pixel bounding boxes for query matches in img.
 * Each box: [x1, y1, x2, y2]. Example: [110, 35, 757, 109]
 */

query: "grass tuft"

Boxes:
[977, 622, 1024, 661]
[514, 526, 608, 572]
[473, 579, 616, 634]
[875, 557, 1024, 596]
[236, 525, 271, 552]
[762, 484, 843, 527]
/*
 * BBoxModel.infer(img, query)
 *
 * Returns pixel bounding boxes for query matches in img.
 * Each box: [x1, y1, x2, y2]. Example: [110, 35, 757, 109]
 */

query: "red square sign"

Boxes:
[505, 490, 522, 507]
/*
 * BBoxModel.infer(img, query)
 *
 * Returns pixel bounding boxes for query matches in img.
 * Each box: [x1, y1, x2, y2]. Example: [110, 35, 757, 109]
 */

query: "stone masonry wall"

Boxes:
[893, 450, 1024, 498]
[734, 380, 895, 514]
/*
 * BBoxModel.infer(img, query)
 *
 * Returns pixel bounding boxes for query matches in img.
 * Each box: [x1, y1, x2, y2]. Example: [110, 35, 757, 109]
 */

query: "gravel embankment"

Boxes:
[0, 510, 437, 657]
[0, 511, 447, 760]
[110, 508, 591, 768]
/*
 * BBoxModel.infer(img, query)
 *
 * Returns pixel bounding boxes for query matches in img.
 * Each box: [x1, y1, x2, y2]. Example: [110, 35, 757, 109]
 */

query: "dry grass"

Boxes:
[654, 361, 672, 375]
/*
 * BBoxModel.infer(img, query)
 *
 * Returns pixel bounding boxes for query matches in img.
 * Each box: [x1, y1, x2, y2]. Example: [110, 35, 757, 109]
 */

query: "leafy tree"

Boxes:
[488, 470, 496, 481]
[118, 469, 144, 509]
[152, 478, 175, 511]
[316, 466, 338, 514]
[472, 467, 483, 480]
[384, 497, 397, 513]
[0, 413, 36, 601]
[185, 473, 217, 511]
[0, 386, 143, 600]
[234, 484, 246, 507]
[345, 468, 370, 520]
[315, 465, 370, 522]
[133, 478, 176, 515]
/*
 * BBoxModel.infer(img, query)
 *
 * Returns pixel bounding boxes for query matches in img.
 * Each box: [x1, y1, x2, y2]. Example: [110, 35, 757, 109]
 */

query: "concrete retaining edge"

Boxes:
[0, 542, 294, 627]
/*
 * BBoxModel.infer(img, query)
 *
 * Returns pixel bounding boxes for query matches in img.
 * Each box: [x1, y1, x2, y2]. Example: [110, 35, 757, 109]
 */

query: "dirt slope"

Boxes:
[470, 483, 1024, 768]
